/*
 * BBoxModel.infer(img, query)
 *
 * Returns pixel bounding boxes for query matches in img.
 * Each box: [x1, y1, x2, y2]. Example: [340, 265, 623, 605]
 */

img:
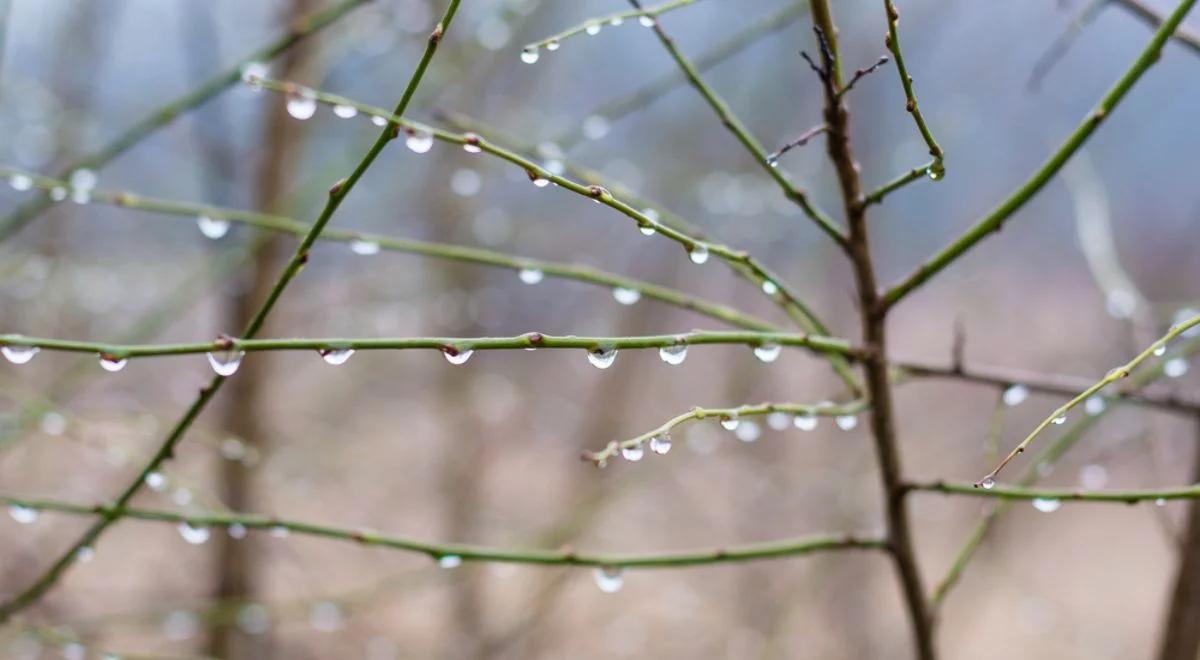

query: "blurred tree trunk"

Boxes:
[1156, 416, 1200, 660]
[207, 1, 313, 658]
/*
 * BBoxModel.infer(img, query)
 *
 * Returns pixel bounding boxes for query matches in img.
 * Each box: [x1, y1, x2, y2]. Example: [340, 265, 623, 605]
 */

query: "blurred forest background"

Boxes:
[1, 0, 1200, 658]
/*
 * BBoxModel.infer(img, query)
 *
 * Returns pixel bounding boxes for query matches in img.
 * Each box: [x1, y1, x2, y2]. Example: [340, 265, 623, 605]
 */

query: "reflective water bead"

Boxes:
[438, 554, 463, 569]
[332, 104, 358, 119]
[753, 343, 781, 363]
[76, 546, 95, 563]
[585, 22, 602, 35]
[688, 244, 709, 264]
[761, 280, 779, 295]
[8, 504, 38, 524]
[371, 115, 389, 127]
[925, 162, 944, 181]
[8, 173, 32, 191]
[50, 186, 67, 201]
[593, 566, 624, 593]
[321, 348, 355, 365]
[69, 168, 97, 191]
[270, 525, 290, 538]
[1156, 498, 1167, 507]
[1031, 498, 1061, 513]
[767, 412, 791, 431]
[145, 471, 167, 491]
[609, 16, 624, 26]
[1153, 345, 1167, 357]
[621, 442, 644, 461]
[1165, 357, 1189, 378]
[517, 267, 544, 284]
[206, 350, 246, 376]
[520, 47, 539, 64]
[2, 344, 40, 364]
[178, 523, 211, 545]
[980, 477, 996, 490]
[286, 89, 317, 120]
[462, 134, 483, 153]
[612, 287, 641, 305]
[405, 130, 434, 154]
[719, 413, 739, 431]
[531, 175, 550, 187]
[658, 344, 687, 366]
[1002, 384, 1029, 407]
[587, 347, 617, 369]
[794, 414, 818, 431]
[735, 420, 761, 442]
[835, 414, 858, 431]
[443, 348, 474, 365]
[350, 239, 381, 255]
[638, 15, 656, 27]
[1051, 414, 1067, 425]
[582, 115, 610, 140]
[545, 39, 560, 51]
[239, 61, 268, 84]
[649, 434, 672, 455]
[197, 215, 231, 239]
[228, 523, 248, 539]
[638, 224, 657, 236]
[1084, 395, 1106, 416]
[99, 355, 127, 372]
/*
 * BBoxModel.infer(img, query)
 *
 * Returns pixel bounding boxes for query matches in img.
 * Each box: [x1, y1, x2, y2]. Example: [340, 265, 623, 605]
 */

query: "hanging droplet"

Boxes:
[593, 566, 624, 593]
[145, 471, 167, 491]
[688, 244, 710, 264]
[980, 477, 996, 490]
[332, 104, 358, 119]
[587, 347, 617, 369]
[1002, 384, 1029, 407]
[582, 115, 610, 140]
[530, 174, 550, 187]
[621, 442, 645, 461]
[1052, 414, 1067, 425]
[761, 280, 779, 295]
[767, 412, 791, 431]
[612, 287, 641, 305]
[50, 186, 67, 201]
[76, 546, 95, 563]
[925, 162, 944, 181]
[520, 47, 540, 64]
[286, 89, 318, 120]
[766, 156, 780, 169]
[518, 267, 544, 284]
[438, 554, 463, 569]
[638, 15, 656, 27]
[609, 16, 625, 26]
[98, 354, 128, 372]
[649, 433, 672, 454]
[462, 134, 483, 153]
[206, 350, 246, 376]
[638, 224, 657, 236]
[1165, 357, 1189, 378]
[2, 344, 40, 364]
[585, 22, 602, 35]
[178, 523, 211, 545]
[545, 39, 561, 51]
[1154, 345, 1167, 357]
[321, 348, 355, 365]
[836, 414, 858, 431]
[1156, 497, 1167, 507]
[719, 413, 740, 431]
[443, 348, 474, 365]
[228, 523, 248, 539]
[270, 525, 290, 538]
[350, 239, 381, 255]
[794, 414, 818, 431]
[735, 420, 761, 442]
[753, 343, 781, 363]
[239, 61, 268, 85]
[1031, 498, 1061, 513]
[8, 504, 38, 524]
[1084, 395, 1106, 416]
[658, 344, 687, 366]
[8, 173, 33, 191]
[69, 168, 97, 192]
[197, 215, 231, 240]
[371, 115, 389, 127]
[405, 130, 434, 154]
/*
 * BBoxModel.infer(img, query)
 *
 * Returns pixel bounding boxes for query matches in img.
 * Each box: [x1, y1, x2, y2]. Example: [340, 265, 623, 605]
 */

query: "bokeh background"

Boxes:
[2, 0, 1200, 658]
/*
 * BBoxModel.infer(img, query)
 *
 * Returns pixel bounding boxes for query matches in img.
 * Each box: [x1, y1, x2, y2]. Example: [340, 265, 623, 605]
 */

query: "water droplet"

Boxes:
[8, 504, 38, 524]
[69, 168, 97, 192]
[371, 115, 389, 127]
[270, 525, 290, 538]
[688, 244, 709, 264]
[286, 89, 317, 120]
[332, 104, 358, 119]
[197, 215, 230, 239]
[794, 414, 818, 431]
[720, 413, 740, 430]
[1165, 357, 1189, 378]
[228, 523, 248, 539]
[50, 186, 67, 201]
[753, 343, 781, 363]
[587, 347, 617, 369]
[145, 471, 167, 491]
[621, 442, 644, 461]
[545, 39, 560, 51]
[321, 348, 355, 365]
[612, 287, 641, 305]
[462, 134, 483, 153]
[925, 162, 944, 181]
[1084, 395, 1106, 416]
[593, 566, 624, 593]
[518, 267, 544, 284]
[178, 523, 211, 545]
[99, 355, 127, 372]
[206, 350, 246, 376]
[1032, 498, 1061, 513]
[981, 477, 996, 490]
[520, 47, 540, 64]
[1156, 497, 1167, 507]
[1051, 414, 1067, 425]
[766, 156, 780, 168]
[405, 130, 434, 154]
[639, 224, 657, 236]
[239, 61, 268, 84]
[767, 412, 791, 430]
[582, 115, 610, 140]
[437, 554, 463, 569]
[8, 173, 32, 191]
[638, 15, 656, 27]
[735, 420, 761, 442]
[443, 348, 474, 365]
[761, 280, 779, 295]
[610, 16, 625, 26]
[658, 343, 687, 366]
[76, 546, 95, 563]
[1154, 345, 1167, 357]
[350, 239, 381, 255]
[530, 174, 550, 187]
[2, 344, 40, 364]
[71, 188, 91, 205]
[1002, 384, 1029, 407]
[649, 433, 672, 454]
[585, 22, 602, 35]
[836, 414, 858, 431]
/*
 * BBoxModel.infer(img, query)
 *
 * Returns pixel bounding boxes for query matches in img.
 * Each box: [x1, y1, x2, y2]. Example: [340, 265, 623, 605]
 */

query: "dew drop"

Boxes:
[925, 162, 944, 181]
[286, 89, 317, 120]
[1002, 384, 1029, 407]
[1153, 345, 1167, 357]
[371, 115, 388, 127]
[658, 343, 687, 366]
[197, 215, 231, 240]
[720, 413, 740, 431]
[612, 287, 641, 305]
[1084, 395, 1106, 416]
[761, 280, 779, 295]
[1032, 498, 1061, 513]
[593, 566, 624, 593]
[321, 348, 355, 365]
[794, 414, 818, 431]
[621, 442, 645, 461]
[520, 47, 540, 64]
[582, 115, 610, 140]
[443, 348, 474, 365]
[76, 546, 95, 563]
[767, 412, 791, 431]
[50, 186, 67, 201]
[462, 134, 483, 154]
[545, 39, 560, 51]
[206, 350, 246, 376]
[638, 15, 656, 27]
[178, 523, 211, 545]
[753, 343, 781, 363]
[766, 156, 780, 168]
[239, 61, 268, 84]
[69, 168, 97, 192]
[71, 188, 91, 205]
[1165, 357, 1189, 378]
[1052, 414, 1067, 425]
[981, 477, 996, 490]
[1156, 497, 1167, 507]
[99, 355, 127, 372]
[609, 16, 625, 26]
[585, 22, 602, 35]
[649, 433, 672, 455]
[228, 523, 248, 539]
[735, 420, 761, 442]
[2, 344, 39, 364]
[638, 224, 657, 236]
[405, 131, 434, 154]
[8, 173, 32, 191]
[145, 471, 167, 491]
[517, 267, 544, 285]
[438, 554, 463, 569]
[350, 239, 381, 255]
[835, 414, 858, 431]
[688, 244, 710, 264]
[8, 504, 38, 524]
[587, 347, 618, 369]
[531, 175, 550, 187]
[332, 104, 358, 119]
[270, 525, 290, 538]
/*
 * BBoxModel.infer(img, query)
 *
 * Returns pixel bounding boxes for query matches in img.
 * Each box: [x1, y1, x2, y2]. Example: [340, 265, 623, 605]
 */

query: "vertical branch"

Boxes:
[1156, 415, 1200, 660]
[882, 0, 944, 177]
[809, 1, 938, 657]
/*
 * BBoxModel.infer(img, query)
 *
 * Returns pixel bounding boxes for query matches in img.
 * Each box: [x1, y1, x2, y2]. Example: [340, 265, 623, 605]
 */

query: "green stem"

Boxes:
[883, 0, 943, 172]
[523, 0, 697, 51]
[907, 481, 1200, 503]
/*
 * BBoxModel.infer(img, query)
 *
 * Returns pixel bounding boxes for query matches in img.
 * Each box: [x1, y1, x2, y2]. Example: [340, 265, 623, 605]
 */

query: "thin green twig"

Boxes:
[882, 0, 944, 177]
[522, 0, 698, 52]
[907, 481, 1200, 503]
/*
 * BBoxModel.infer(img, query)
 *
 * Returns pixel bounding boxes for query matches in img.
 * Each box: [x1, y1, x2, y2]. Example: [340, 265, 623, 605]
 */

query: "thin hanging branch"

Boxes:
[882, 0, 944, 179]
[766, 124, 830, 166]
[522, 0, 698, 53]
[905, 482, 1200, 504]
